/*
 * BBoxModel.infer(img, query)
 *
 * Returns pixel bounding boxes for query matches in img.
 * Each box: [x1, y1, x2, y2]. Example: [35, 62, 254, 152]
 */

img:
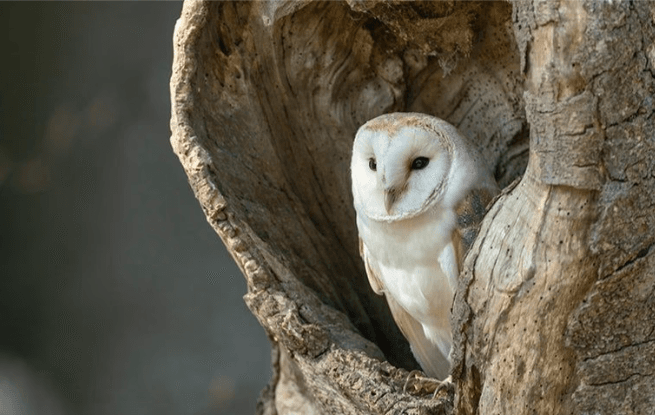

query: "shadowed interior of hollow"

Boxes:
[194, 0, 527, 371]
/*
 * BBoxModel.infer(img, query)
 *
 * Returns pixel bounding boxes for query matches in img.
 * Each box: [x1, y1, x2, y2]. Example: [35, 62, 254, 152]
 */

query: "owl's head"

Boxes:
[351, 113, 480, 222]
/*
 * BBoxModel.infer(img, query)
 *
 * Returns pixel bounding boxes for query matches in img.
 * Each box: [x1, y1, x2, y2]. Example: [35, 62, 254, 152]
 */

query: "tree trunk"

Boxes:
[169, 1, 655, 414]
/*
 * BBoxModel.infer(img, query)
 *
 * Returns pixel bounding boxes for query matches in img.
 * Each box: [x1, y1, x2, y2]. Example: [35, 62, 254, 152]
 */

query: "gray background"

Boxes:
[0, 2, 271, 414]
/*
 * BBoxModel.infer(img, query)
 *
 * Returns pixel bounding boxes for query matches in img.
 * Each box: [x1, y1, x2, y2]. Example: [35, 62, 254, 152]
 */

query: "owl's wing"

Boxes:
[442, 185, 499, 304]
[359, 237, 384, 295]
[452, 185, 499, 269]
[385, 294, 451, 380]
[359, 238, 450, 380]
[439, 241, 460, 296]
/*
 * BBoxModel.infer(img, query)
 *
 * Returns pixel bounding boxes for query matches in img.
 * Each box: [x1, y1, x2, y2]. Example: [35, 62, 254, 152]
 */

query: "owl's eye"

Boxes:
[368, 158, 377, 171]
[411, 157, 430, 170]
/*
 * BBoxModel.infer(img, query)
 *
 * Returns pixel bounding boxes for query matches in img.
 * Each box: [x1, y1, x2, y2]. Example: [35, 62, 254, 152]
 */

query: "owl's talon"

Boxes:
[431, 375, 454, 399]
[403, 370, 440, 395]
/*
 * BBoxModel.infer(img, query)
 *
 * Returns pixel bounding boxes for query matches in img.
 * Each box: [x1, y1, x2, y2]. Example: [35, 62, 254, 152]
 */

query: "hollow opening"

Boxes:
[189, 0, 527, 373]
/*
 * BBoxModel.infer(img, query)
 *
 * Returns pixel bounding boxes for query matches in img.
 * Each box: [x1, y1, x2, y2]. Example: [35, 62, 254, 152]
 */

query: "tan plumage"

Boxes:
[351, 113, 498, 380]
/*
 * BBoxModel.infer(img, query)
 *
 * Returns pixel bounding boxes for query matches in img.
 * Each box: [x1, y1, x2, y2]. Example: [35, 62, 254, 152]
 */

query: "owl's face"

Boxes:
[351, 114, 456, 222]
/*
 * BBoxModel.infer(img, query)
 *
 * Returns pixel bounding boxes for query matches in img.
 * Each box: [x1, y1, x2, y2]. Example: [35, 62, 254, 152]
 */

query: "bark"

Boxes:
[453, 2, 655, 414]
[169, 1, 655, 414]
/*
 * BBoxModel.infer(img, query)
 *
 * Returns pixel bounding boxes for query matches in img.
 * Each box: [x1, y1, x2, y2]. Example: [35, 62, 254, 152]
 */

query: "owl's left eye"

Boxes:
[411, 157, 430, 170]
[368, 158, 377, 171]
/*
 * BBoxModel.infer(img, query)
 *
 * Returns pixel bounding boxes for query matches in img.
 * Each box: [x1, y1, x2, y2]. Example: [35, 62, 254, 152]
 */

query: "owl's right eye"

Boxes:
[368, 158, 377, 171]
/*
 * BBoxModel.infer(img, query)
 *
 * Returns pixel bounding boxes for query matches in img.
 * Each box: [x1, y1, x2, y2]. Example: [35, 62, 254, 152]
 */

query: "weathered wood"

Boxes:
[453, 1, 655, 414]
[170, 1, 654, 414]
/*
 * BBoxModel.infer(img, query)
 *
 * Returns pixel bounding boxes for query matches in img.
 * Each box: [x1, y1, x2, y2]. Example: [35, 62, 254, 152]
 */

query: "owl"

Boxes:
[351, 112, 498, 381]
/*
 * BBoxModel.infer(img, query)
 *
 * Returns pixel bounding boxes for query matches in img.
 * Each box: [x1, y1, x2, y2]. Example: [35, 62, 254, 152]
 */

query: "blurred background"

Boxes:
[0, 2, 271, 414]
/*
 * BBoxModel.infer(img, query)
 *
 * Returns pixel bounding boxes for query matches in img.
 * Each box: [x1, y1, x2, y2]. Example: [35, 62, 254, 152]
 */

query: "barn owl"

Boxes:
[351, 112, 498, 381]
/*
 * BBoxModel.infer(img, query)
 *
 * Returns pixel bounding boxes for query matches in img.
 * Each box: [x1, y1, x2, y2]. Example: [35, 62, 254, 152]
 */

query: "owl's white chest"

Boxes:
[357, 206, 457, 332]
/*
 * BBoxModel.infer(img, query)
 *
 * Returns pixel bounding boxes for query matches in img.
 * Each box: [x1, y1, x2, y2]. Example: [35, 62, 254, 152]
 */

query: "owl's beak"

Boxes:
[384, 187, 400, 213]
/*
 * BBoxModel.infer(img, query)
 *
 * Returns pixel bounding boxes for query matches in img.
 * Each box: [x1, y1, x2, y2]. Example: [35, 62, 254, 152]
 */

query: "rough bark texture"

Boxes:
[453, 1, 655, 414]
[170, 1, 655, 414]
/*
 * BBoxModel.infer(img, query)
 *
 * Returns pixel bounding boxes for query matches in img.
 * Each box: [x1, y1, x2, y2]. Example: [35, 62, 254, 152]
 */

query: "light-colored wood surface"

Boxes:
[171, 1, 655, 414]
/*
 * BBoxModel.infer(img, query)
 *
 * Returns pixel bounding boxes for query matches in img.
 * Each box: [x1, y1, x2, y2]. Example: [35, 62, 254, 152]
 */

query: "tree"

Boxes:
[170, 1, 655, 414]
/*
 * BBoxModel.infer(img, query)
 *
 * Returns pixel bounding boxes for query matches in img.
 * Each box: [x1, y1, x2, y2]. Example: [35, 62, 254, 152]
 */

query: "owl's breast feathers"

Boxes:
[358, 206, 457, 379]
[359, 233, 452, 380]
[358, 183, 497, 380]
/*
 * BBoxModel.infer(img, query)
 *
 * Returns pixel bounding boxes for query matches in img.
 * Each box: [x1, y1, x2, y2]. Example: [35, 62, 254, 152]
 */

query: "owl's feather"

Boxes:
[352, 112, 499, 381]
[361, 237, 451, 379]
[453, 186, 498, 257]
[386, 291, 451, 380]
[359, 184, 496, 379]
